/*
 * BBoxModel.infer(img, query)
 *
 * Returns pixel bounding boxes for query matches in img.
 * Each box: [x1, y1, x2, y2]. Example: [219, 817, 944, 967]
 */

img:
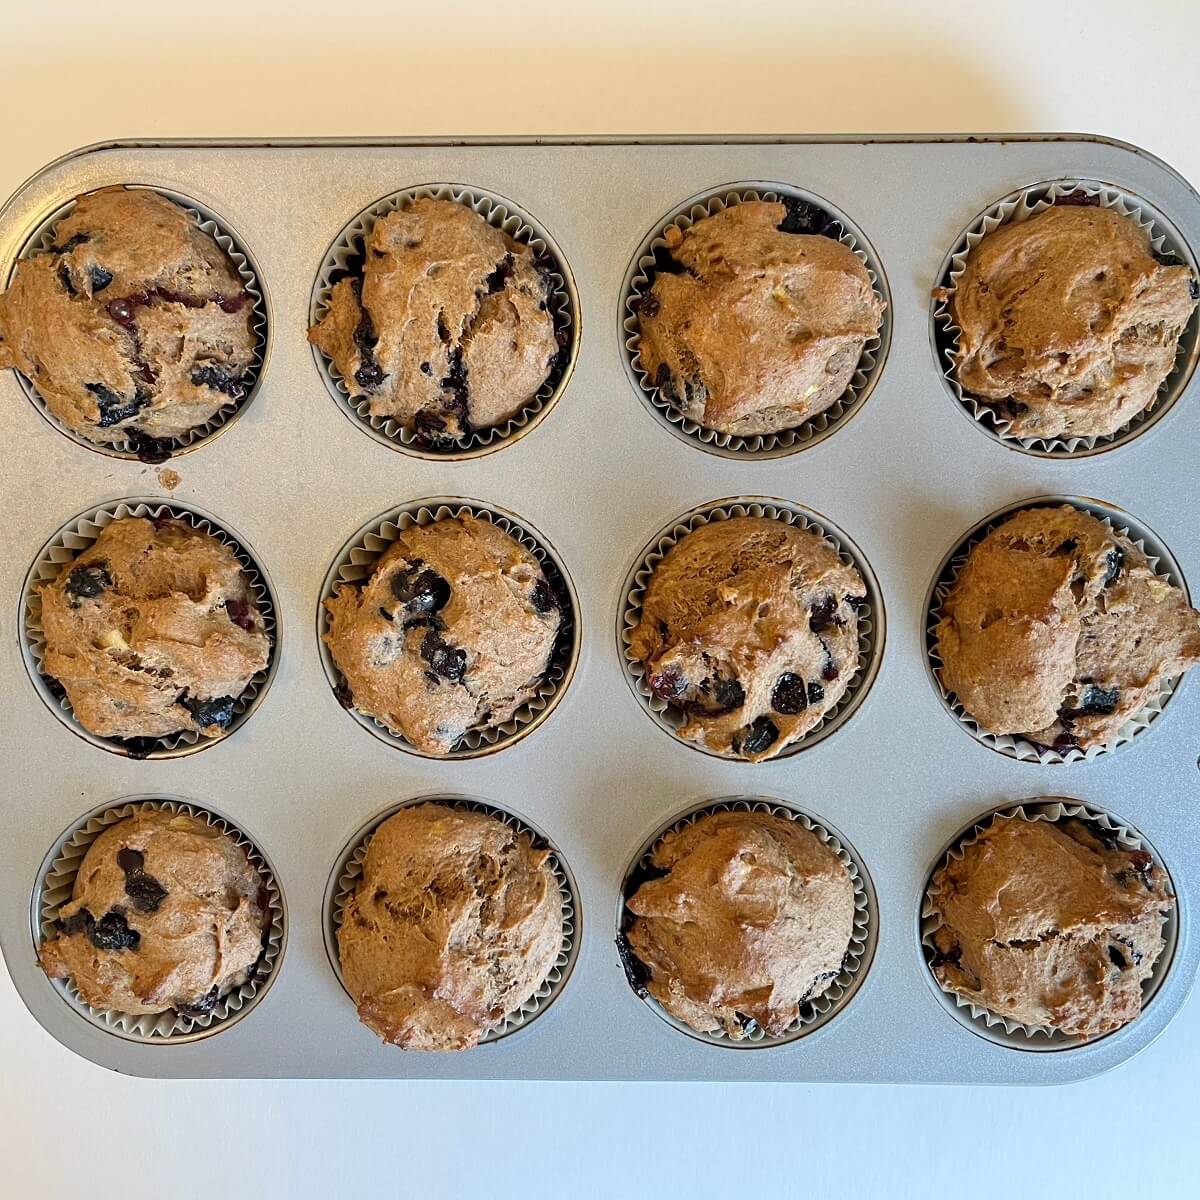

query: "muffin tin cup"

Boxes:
[618, 497, 885, 760]
[924, 495, 1190, 765]
[317, 497, 580, 759]
[7, 184, 269, 462]
[619, 182, 892, 460]
[33, 795, 286, 1044]
[617, 795, 877, 1048]
[931, 178, 1200, 458]
[919, 798, 1179, 1051]
[323, 793, 580, 1046]
[308, 183, 578, 460]
[20, 497, 280, 759]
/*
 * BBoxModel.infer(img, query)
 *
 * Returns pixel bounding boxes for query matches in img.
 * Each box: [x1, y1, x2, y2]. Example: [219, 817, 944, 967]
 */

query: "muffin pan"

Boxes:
[1, 135, 1198, 1083]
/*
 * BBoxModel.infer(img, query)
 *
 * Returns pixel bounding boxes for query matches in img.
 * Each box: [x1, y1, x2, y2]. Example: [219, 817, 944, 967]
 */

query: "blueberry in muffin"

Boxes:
[324, 516, 562, 754]
[622, 809, 855, 1038]
[309, 197, 562, 445]
[928, 813, 1173, 1038]
[37, 516, 270, 742]
[635, 200, 885, 437]
[937, 200, 1198, 440]
[628, 516, 866, 761]
[39, 809, 269, 1017]
[0, 187, 257, 453]
[935, 505, 1200, 752]
[337, 803, 563, 1050]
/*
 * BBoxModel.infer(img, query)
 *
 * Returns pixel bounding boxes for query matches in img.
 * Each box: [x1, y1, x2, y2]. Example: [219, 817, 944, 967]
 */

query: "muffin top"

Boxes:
[0, 187, 256, 451]
[935, 505, 1200, 752]
[38, 516, 270, 742]
[628, 516, 866, 761]
[943, 203, 1198, 441]
[337, 804, 564, 1051]
[635, 201, 885, 437]
[625, 810, 855, 1038]
[38, 809, 268, 1017]
[324, 515, 561, 755]
[308, 197, 560, 444]
[928, 815, 1173, 1038]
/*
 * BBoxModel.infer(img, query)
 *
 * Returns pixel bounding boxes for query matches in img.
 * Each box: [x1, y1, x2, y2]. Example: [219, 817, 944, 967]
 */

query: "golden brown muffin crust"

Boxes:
[337, 804, 564, 1051]
[38, 810, 268, 1017]
[324, 516, 561, 755]
[0, 187, 256, 447]
[626, 810, 855, 1038]
[935, 505, 1200, 751]
[636, 201, 884, 437]
[38, 516, 270, 741]
[629, 516, 866, 761]
[944, 204, 1198, 440]
[308, 198, 559, 440]
[928, 816, 1173, 1038]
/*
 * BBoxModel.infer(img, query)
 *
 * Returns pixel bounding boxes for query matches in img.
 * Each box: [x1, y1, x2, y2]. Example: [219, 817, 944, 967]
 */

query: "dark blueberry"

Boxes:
[807, 680, 825, 705]
[48, 233, 90, 255]
[1053, 731, 1080, 752]
[530, 580, 557, 614]
[130, 432, 175, 464]
[224, 597, 256, 631]
[734, 716, 780, 757]
[354, 361, 385, 390]
[483, 254, 513, 294]
[771, 673, 808, 715]
[821, 647, 840, 682]
[653, 362, 677, 400]
[808, 595, 841, 632]
[615, 932, 650, 998]
[636, 290, 660, 319]
[845, 593, 867, 611]
[402, 614, 437, 632]
[710, 676, 746, 712]
[179, 692, 237, 729]
[177, 986, 220, 1018]
[1054, 189, 1101, 207]
[65, 562, 112, 601]
[1065, 685, 1120, 718]
[647, 668, 686, 702]
[1107, 944, 1128, 970]
[106, 297, 137, 327]
[1190, 278, 1200, 301]
[190, 363, 245, 398]
[440, 348, 470, 419]
[58, 264, 78, 296]
[61, 908, 95, 937]
[777, 197, 843, 239]
[89, 265, 114, 293]
[89, 910, 140, 952]
[1052, 537, 1078, 556]
[420, 630, 467, 683]
[334, 678, 355, 709]
[419, 361, 432, 375]
[390, 562, 451, 614]
[116, 848, 144, 874]
[125, 871, 168, 914]
[1104, 547, 1125, 586]
[121, 737, 158, 760]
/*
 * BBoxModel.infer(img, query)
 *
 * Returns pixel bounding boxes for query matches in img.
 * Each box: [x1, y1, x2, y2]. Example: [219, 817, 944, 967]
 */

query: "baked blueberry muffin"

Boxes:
[324, 515, 562, 755]
[308, 197, 561, 444]
[39, 809, 269, 1017]
[939, 200, 1198, 440]
[935, 505, 1200, 752]
[628, 516, 866, 761]
[621, 809, 855, 1038]
[928, 814, 1173, 1038]
[0, 187, 257, 453]
[37, 516, 270, 742]
[337, 803, 564, 1050]
[635, 200, 885, 437]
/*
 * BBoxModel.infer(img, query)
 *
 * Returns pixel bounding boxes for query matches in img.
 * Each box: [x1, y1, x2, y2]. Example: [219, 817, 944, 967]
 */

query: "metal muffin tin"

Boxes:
[1, 135, 1197, 1084]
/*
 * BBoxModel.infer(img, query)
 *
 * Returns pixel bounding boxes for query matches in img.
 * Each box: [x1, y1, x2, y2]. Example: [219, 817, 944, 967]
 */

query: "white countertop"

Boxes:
[3, 0, 1196, 1194]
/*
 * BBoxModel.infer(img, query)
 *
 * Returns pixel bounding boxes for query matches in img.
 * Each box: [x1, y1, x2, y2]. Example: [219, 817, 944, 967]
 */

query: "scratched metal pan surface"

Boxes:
[0, 135, 1197, 1082]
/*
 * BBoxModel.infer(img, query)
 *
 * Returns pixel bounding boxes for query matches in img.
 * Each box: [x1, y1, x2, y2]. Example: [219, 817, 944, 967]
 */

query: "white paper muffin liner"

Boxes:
[617, 796, 876, 1047]
[6, 184, 268, 461]
[920, 798, 1178, 1051]
[618, 498, 884, 760]
[309, 183, 578, 459]
[932, 178, 1200, 458]
[324, 794, 579, 1046]
[20, 497, 279, 759]
[34, 796, 286, 1043]
[620, 183, 891, 459]
[925, 496, 1191, 764]
[318, 497, 579, 758]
